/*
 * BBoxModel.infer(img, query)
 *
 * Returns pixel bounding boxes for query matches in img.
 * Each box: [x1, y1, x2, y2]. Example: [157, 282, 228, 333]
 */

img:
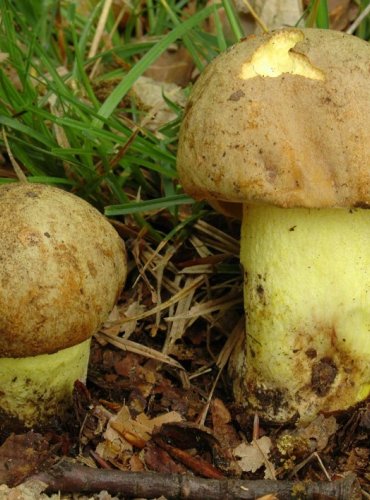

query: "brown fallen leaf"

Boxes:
[95, 405, 184, 468]
[233, 436, 275, 479]
[144, 441, 187, 474]
[303, 0, 358, 31]
[0, 433, 52, 487]
[276, 415, 338, 469]
[0, 479, 51, 500]
[145, 46, 194, 87]
[211, 398, 241, 449]
[298, 414, 338, 451]
[153, 435, 225, 479]
[131, 76, 186, 133]
[343, 447, 370, 474]
[235, 0, 303, 31]
[157, 421, 221, 453]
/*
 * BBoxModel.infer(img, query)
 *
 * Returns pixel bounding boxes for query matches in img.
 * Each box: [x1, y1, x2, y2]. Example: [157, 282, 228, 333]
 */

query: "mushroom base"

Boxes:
[230, 205, 370, 423]
[0, 339, 91, 428]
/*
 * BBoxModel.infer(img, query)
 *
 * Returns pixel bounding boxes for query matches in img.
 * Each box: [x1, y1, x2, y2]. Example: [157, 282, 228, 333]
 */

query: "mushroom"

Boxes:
[0, 183, 126, 427]
[177, 28, 370, 422]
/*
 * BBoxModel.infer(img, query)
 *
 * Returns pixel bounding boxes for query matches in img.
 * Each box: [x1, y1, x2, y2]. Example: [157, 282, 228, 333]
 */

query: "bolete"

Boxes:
[177, 28, 370, 422]
[0, 183, 126, 427]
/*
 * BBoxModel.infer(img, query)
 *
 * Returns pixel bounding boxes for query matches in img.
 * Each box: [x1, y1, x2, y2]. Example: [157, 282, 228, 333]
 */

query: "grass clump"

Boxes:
[0, 0, 232, 242]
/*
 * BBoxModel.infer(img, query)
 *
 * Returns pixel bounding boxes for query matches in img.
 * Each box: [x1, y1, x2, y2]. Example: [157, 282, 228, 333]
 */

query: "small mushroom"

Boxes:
[0, 183, 126, 427]
[177, 28, 370, 422]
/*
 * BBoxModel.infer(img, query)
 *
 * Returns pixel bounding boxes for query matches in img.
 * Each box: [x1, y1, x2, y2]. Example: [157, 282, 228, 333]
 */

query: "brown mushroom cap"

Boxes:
[177, 28, 370, 211]
[0, 183, 126, 357]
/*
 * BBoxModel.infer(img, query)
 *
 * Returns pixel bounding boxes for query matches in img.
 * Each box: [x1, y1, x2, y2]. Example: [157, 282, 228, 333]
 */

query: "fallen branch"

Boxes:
[31, 461, 361, 499]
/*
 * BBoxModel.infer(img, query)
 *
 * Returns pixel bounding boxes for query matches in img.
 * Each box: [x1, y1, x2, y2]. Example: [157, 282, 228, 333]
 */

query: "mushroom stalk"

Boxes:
[0, 339, 91, 427]
[176, 27, 370, 422]
[232, 205, 370, 422]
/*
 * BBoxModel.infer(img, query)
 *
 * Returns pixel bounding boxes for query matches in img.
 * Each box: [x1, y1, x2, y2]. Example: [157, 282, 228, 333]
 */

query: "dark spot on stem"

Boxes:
[353, 202, 370, 209]
[305, 348, 317, 359]
[311, 357, 338, 397]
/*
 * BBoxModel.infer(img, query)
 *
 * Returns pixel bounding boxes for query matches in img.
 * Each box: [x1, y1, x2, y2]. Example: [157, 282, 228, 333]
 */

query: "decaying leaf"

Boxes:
[303, 0, 358, 30]
[0, 433, 52, 487]
[95, 405, 183, 468]
[235, 0, 304, 30]
[276, 414, 338, 462]
[344, 447, 370, 474]
[145, 46, 194, 87]
[131, 76, 186, 132]
[211, 398, 242, 449]
[144, 441, 188, 474]
[0, 480, 53, 500]
[234, 436, 275, 478]
[298, 414, 338, 451]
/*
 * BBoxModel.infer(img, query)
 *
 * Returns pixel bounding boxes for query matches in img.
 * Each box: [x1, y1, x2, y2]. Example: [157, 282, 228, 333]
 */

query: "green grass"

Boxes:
[0, 0, 236, 240]
[305, 0, 330, 29]
[356, 0, 370, 39]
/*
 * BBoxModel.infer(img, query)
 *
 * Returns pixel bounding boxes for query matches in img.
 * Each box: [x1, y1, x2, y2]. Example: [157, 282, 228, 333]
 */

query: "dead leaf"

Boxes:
[211, 398, 241, 449]
[144, 441, 187, 474]
[298, 415, 338, 452]
[103, 302, 146, 338]
[96, 405, 184, 468]
[0, 480, 52, 500]
[145, 46, 194, 87]
[157, 421, 220, 452]
[129, 454, 145, 472]
[234, 436, 275, 478]
[131, 76, 186, 132]
[153, 435, 225, 479]
[344, 447, 370, 474]
[235, 0, 304, 30]
[108, 405, 152, 445]
[303, 0, 358, 30]
[0, 433, 51, 487]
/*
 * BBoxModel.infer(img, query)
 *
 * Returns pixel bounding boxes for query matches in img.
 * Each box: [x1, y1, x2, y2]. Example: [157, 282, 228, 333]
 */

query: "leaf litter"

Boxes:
[1, 206, 368, 497]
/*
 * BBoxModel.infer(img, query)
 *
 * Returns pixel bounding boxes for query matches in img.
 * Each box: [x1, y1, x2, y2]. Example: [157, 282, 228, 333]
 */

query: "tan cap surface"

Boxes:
[177, 29, 370, 210]
[0, 183, 127, 357]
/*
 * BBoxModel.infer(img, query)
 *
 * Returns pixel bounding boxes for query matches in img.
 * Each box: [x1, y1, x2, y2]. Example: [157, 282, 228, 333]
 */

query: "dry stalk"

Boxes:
[88, 0, 113, 59]
[96, 331, 185, 371]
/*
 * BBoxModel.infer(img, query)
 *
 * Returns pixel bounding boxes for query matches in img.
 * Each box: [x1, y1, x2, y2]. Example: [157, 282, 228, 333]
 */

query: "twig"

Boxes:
[1, 127, 28, 182]
[31, 461, 362, 499]
[313, 451, 331, 481]
[288, 451, 330, 480]
[197, 318, 243, 426]
[108, 275, 205, 324]
[346, 4, 370, 34]
[88, 0, 113, 58]
[241, 0, 269, 33]
[96, 331, 185, 371]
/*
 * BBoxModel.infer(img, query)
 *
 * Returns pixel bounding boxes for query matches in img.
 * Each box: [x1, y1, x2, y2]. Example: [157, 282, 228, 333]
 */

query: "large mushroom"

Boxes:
[0, 183, 126, 427]
[177, 28, 370, 422]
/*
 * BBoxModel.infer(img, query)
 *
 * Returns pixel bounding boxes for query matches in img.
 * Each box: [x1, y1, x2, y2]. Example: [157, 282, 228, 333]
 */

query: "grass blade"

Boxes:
[105, 194, 195, 216]
[92, 3, 217, 126]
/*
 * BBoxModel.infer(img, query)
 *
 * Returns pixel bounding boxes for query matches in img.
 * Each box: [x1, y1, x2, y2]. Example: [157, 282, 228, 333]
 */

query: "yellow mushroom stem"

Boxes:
[231, 205, 370, 423]
[0, 339, 91, 427]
